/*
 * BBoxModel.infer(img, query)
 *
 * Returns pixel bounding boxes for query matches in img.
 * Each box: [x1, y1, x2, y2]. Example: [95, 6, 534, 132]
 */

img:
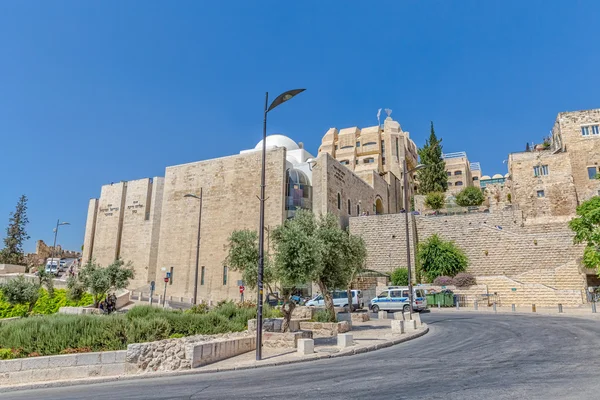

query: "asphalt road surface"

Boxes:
[2, 312, 599, 400]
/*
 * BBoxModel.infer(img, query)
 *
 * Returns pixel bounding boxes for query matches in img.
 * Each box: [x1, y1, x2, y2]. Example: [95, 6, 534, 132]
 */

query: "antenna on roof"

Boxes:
[385, 108, 392, 119]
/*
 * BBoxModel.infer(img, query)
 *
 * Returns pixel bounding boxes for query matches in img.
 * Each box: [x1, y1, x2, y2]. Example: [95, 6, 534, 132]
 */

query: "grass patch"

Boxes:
[0, 301, 277, 358]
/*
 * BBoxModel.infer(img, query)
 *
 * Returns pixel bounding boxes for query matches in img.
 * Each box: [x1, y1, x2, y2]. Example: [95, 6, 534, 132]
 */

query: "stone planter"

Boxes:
[350, 312, 370, 322]
[247, 318, 302, 333]
[299, 320, 351, 337]
[262, 331, 313, 348]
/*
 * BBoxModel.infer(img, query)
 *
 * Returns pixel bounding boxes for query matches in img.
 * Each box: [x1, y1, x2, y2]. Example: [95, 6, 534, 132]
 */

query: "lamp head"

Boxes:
[267, 89, 306, 112]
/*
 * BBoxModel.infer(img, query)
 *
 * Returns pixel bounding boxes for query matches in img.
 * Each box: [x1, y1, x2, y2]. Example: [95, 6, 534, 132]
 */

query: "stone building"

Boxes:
[82, 130, 403, 303]
[509, 108, 600, 221]
[317, 116, 417, 212]
[442, 152, 478, 193]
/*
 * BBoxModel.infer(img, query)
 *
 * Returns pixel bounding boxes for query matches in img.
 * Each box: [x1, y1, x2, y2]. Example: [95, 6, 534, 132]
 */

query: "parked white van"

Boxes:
[369, 287, 427, 313]
[306, 290, 364, 311]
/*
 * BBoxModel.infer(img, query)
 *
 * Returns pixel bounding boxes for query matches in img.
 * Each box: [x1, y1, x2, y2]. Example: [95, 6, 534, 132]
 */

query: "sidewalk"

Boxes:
[197, 318, 428, 373]
[428, 304, 600, 320]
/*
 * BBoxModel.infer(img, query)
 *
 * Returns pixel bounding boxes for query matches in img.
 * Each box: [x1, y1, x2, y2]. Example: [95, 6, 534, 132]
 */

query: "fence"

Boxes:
[427, 293, 502, 308]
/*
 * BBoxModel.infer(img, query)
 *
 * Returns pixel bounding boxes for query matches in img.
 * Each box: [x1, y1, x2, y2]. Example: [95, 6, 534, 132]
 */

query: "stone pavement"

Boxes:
[194, 317, 428, 373]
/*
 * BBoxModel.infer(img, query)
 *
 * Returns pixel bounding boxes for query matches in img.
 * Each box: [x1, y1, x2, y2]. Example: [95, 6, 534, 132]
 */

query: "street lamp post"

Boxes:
[402, 160, 426, 320]
[184, 191, 203, 305]
[257, 88, 305, 361]
[50, 220, 70, 270]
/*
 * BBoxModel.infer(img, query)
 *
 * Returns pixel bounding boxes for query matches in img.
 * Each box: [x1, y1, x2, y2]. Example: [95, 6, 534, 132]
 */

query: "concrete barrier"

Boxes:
[337, 333, 353, 348]
[411, 313, 422, 326]
[0, 351, 126, 386]
[191, 336, 256, 368]
[393, 312, 405, 320]
[404, 320, 417, 331]
[297, 339, 314, 355]
[391, 320, 405, 334]
[378, 311, 387, 320]
[351, 312, 370, 322]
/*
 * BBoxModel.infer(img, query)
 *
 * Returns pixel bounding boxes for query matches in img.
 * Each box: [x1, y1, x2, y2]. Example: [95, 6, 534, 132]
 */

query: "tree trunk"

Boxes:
[281, 299, 296, 332]
[347, 285, 353, 313]
[317, 281, 336, 322]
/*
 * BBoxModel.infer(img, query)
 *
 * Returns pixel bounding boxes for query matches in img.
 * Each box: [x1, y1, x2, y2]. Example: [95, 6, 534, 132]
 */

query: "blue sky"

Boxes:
[1, 1, 599, 253]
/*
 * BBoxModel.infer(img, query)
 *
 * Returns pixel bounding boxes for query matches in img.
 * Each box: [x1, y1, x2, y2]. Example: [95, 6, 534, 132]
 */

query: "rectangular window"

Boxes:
[356, 141, 360, 147]
[395, 138, 399, 160]
[541, 165, 549, 176]
[447, 171, 451, 176]
[536, 190, 545, 198]
[533, 166, 540, 177]
[223, 266, 228, 285]
[381, 140, 385, 154]
[588, 167, 598, 180]
[201, 266, 205, 285]
[582, 126, 590, 136]
[593, 125, 600, 135]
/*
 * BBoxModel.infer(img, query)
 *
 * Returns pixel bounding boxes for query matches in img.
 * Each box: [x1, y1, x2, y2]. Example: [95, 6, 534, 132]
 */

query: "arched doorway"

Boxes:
[375, 197, 384, 215]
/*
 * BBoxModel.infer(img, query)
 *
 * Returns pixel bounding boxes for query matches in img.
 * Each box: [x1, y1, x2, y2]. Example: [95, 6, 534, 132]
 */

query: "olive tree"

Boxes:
[455, 186, 485, 207]
[69, 258, 134, 307]
[0, 275, 39, 314]
[569, 196, 600, 273]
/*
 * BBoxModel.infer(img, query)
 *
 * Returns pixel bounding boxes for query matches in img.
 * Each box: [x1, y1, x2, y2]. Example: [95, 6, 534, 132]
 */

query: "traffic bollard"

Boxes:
[532, 304, 536, 313]
[558, 304, 563, 313]
[493, 302, 497, 313]
[456, 300, 460, 310]
[438, 301, 441, 309]
[511, 304, 516, 312]
[592, 302, 597, 313]
[474, 300, 478, 310]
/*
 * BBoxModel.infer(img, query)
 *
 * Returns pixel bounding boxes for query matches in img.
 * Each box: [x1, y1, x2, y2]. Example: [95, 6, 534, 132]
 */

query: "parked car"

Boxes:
[370, 287, 427, 313]
[45, 261, 59, 276]
[305, 290, 364, 311]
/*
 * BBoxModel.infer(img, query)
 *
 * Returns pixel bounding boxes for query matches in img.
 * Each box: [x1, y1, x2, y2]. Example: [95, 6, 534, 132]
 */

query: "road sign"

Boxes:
[239, 285, 245, 294]
[166, 272, 171, 278]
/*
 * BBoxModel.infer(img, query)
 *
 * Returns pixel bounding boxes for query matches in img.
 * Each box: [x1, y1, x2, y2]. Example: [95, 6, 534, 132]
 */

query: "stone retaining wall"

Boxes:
[299, 321, 351, 337]
[0, 350, 126, 386]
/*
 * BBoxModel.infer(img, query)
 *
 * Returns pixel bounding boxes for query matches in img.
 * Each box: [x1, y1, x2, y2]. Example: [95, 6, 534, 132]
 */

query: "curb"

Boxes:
[0, 324, 429, 393]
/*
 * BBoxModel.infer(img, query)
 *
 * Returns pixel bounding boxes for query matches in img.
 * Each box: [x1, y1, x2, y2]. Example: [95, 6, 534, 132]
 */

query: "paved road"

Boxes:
[3, 312, 599, 400]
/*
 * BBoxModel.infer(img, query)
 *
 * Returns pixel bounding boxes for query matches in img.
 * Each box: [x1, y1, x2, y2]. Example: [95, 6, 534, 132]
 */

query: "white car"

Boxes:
[370, 287, 427, 313]
[306, 290, 364, 311]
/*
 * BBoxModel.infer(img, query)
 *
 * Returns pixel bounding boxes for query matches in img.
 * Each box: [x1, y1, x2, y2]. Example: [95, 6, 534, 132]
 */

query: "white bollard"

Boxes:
[393, 312, 405, 321]
[378, 311, 387, 320]
[391, 320, 405, 334]
[337, 333, 353, 348]
[297, 339, 314, 355]
[411, 312, 422, 327]
[404, 319, 417, 331]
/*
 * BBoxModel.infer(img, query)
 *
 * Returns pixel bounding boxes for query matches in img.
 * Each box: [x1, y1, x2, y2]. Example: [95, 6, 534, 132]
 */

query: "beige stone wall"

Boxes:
[118, 178, 164, 290]
[350, 210, 587, 303]
[509, 151, 578, 219]
[90, 182, 127, 267]
[554, 109, 600, 203]
[154, 148, 287, 303]
[445, 156, 472, 193]
[312, 154, 391, 228]
[82, 199, 98, 263]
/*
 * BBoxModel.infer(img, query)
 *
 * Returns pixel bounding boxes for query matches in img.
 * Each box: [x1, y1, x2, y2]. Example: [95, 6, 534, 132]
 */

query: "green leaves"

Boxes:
[225, 229, 274, 289]
[0, 195, 30, 266]
[390, 268, 409, 286]
[71, 258, 134, 307]
[569, 196, 600, 272]
[417, 122, 448, 195]
[417, 234, 468, 282]
[425, 192, 445, 211]
[455, 186, 485, 207]
[0, 275, 39, 313]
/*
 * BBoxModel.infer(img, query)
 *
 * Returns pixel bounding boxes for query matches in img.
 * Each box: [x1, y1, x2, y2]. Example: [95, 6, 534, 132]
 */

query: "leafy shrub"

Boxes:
[0, 289, 93, 319]
[417, 234, 468, 282]
[455, 187, 485, 207]
[264, 305, 283, 318]
[390, 268, 409, 286]
[453, 273, 476, 288]
[433, 276, 454, 286]
[169, 333, 184, 339]
[185, 303, 209, 314]
[424, 192, 445, 211]
[0, 348, 16, 360]
[313, 309, 336, 323]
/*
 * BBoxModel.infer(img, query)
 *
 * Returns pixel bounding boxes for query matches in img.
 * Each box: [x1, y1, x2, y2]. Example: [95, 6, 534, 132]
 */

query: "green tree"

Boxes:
[0, 275, 40, 314]
[37, 269, 55, 298]
[344, 233, 367, 313]
[390, 268, 409, 286]
[70, 258, 134, 307]
[569, 196, 600, 273]
[417, 234, 468, 282]
[417, 122, 447, 194]
[0, 195, 30, 265]
[425, 192, 445, 211]
[225, 229, 275, 291]
[455, 186, 485, 207]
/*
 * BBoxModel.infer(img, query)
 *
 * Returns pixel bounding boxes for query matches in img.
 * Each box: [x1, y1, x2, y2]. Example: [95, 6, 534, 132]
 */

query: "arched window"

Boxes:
[447, 171, 452, 176]
[455, 181, 463, 186]
[454, 171, 462, 175]
[363, 141, 377, 146]
[348, 199, 351, 215]
[448, 182, 453, 186]
[337, 193, 341, 210]
[473, 177, 479, 181]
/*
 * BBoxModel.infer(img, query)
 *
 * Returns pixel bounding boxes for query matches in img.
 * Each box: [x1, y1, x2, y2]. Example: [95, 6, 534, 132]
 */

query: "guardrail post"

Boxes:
[558, 304, 563, 313]
[532, 304, 536, 313]
[511, 304, 515, 312]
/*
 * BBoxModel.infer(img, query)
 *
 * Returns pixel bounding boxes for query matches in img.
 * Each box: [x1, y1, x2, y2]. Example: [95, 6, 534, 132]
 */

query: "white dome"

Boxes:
[481, 175, 491, 180]
[504, 173, 510, 178]
[492, 174, 504, 179]
[255, 134, 299, 151]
